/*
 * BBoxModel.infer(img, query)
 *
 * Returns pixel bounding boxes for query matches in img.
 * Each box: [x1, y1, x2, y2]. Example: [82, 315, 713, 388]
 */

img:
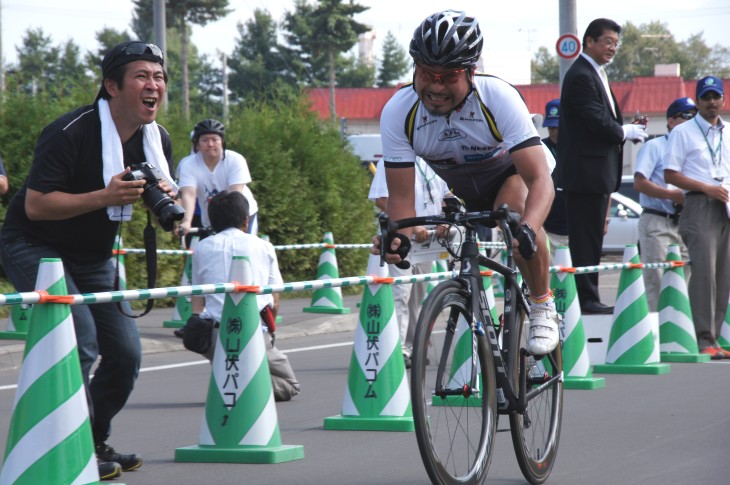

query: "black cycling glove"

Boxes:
[515, 223, 537, 260]
[384, 233, 411, 270]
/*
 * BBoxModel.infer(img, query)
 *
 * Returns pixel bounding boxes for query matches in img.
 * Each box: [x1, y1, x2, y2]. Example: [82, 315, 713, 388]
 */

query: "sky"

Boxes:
[2, 0, 730, 84]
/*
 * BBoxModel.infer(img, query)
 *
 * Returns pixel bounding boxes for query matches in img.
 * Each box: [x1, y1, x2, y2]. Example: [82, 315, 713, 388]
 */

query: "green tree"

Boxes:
[604, 21, 730, 81]
[132, 0, 232, 119]
[377, 31, 409, 87]
[85, 28, 133, 76]
[283, 0, 371, 121]
[14, 28, 60, 94]
[337, 54, 375, 87]
[57, 41, 91, 92]
[228, 89, 372, 281]
[530, 46, 559, 84]
[227, 9, 302, 102]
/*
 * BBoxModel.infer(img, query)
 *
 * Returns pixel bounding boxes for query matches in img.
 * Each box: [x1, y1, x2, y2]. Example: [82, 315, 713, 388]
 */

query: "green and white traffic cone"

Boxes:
[551, 246, 605, 389]
[718, 292, 730, 351]
[593, 245, 670, 375]
[658, 244, 710, 362]
[478, 246, 499, 325]
[164, 235, 199, 329]
[176, 256, 304, 464]
[303, 232, 351, 314]
[0, 258, 99, 485]
[431, 312, 483, 407]
[0, 304, 31, 341]
[424, 259, 449, 301]
[324, 254, 413, 431]
[112, 235, 127, 290]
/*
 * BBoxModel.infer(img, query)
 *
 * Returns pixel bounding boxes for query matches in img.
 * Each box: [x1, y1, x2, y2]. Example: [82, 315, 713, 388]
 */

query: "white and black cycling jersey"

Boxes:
[380, 74, 552, 202]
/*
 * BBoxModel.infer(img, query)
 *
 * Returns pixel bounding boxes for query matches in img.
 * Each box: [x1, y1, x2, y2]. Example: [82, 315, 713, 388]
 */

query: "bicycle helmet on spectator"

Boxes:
[193, 118, 225, 143]
[409, 10, 483, 69]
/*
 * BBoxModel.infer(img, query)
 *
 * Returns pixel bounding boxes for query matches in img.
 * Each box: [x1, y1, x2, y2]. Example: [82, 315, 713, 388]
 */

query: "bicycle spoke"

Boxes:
[412, 282, 497, 484]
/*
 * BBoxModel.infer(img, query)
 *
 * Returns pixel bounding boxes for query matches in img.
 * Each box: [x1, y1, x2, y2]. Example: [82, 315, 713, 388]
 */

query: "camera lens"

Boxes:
[157, 202, 185, 231]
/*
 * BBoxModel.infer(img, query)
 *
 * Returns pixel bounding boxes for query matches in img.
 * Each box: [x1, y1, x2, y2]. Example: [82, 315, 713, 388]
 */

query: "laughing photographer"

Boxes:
[0, 41, 176, 480]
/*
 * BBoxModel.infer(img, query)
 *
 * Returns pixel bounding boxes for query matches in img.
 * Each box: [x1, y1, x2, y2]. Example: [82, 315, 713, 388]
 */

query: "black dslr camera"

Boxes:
[122, 163, 185, 231]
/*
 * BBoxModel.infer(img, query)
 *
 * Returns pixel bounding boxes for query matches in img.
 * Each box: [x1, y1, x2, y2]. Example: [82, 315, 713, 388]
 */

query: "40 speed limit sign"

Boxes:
[556, 33, 581, 59]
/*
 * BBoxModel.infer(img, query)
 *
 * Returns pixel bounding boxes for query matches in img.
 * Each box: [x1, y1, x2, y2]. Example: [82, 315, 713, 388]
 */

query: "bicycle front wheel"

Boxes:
[411, 281, 497, 485]
[507, 304, 564, 484]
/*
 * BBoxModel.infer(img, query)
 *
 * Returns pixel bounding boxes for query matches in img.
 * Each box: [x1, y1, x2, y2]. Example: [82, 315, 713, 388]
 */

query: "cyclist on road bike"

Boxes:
[377, 10, 560, 356]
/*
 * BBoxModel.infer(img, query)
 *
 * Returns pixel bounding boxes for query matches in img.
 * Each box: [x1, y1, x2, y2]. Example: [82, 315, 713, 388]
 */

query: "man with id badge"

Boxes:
[665, 76, 730, 359]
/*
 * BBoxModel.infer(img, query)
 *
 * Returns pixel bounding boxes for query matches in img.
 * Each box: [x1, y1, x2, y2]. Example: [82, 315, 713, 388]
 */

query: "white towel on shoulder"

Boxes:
[99, 98, 178, 221]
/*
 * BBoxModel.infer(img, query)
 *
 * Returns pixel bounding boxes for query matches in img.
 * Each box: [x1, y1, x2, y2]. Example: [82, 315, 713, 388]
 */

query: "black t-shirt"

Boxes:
[1, 103, 173, 264]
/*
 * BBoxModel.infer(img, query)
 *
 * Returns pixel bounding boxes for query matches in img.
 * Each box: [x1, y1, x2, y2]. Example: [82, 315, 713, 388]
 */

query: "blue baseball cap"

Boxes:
[542, 99, 560, 128]
[666, 97, 697, 118]
[696, 76, 723, 99]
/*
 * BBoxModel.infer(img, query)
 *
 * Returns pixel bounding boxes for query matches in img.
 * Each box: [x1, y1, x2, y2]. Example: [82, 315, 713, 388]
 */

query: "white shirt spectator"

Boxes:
[192, 228, 280, 321]
[177, 150, 259, 228]
[665, 116, 730, 188]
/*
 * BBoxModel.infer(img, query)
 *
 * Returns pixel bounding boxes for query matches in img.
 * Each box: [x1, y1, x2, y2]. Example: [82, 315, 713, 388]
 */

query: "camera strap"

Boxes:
[115, 212, 157, 318]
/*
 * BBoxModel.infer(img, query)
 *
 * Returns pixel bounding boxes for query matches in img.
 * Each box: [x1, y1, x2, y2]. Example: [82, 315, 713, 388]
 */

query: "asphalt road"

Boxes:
[1, 265, 728, 484]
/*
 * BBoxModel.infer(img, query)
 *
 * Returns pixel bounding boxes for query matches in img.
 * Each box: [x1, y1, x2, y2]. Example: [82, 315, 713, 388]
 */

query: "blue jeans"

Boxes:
[0, 236, 141, 444]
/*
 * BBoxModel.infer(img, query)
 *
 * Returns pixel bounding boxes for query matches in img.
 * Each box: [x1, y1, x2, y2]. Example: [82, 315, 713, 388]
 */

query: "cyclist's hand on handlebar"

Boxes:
[370, 233, 411, 269]
[514, 222, 537, 260]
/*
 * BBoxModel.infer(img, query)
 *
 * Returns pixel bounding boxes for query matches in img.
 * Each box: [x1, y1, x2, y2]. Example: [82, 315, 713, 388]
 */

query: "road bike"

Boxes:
[379, 200, 563, 484]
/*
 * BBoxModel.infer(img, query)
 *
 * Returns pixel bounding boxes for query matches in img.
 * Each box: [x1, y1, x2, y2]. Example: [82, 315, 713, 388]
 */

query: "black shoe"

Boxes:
[98, 459, 122, 480]
[96, 442, 143, 472]
[173, 327, 185, 338]
[404, 354, 412, 369]
[581, 301, 614, 315]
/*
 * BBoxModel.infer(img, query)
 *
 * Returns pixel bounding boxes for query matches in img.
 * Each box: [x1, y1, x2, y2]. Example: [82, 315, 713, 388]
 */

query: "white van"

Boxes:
[346, 134, 382, 169]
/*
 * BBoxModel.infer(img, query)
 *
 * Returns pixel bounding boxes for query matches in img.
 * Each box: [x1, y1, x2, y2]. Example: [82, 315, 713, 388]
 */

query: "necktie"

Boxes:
[599, 67, 616, 116]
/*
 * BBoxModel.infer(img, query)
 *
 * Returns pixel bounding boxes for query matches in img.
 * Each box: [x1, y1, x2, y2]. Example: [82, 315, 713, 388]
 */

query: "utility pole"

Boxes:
[221, 52, 229, 124]
[153, 0, 168, 111]
[558, 0, 578, 87]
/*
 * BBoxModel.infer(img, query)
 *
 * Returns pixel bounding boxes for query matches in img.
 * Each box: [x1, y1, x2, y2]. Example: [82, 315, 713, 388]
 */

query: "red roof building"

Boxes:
[308, 76, 728, 130]
[308, 76, 729, 171]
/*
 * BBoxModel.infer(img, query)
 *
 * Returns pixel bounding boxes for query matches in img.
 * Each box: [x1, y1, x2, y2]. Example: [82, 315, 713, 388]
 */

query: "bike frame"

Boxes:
[382, 207, 561, 417]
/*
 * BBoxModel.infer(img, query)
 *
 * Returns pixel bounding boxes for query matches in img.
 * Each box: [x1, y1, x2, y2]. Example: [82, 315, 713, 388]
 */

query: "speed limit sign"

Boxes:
[556, 33, 581, 59]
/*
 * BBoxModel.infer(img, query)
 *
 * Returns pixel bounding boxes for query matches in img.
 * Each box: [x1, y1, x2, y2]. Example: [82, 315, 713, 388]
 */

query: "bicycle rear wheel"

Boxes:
[507, 303, 563, 484]
[411, 281, 497, 485]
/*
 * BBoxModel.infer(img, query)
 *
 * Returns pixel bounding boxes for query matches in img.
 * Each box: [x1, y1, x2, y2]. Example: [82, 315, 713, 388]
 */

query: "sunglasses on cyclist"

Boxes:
[671, 112, 695, 120]
[415, 65, 467, 85]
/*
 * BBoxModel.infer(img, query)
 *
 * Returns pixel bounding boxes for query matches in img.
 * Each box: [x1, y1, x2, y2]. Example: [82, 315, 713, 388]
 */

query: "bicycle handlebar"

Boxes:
[378, 203, 522, 267]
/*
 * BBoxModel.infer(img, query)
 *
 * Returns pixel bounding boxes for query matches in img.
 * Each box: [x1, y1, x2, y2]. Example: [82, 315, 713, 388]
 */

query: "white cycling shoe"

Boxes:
[526, 301, 560, 356]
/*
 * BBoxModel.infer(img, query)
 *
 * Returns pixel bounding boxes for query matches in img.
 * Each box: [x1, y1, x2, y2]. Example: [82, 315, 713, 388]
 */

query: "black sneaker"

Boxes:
[96, 442, 143, 472]
[173, 327, 185, 338]
[98, 459, 122, 480]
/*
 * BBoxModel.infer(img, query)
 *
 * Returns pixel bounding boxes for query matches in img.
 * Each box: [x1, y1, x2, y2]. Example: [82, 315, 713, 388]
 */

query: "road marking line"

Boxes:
[0, 341, 355, 391]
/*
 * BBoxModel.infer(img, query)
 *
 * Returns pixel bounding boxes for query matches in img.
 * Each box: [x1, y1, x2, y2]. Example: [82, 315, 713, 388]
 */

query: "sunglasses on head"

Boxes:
[672, 112, 695, 120]
[118, 42, 164, 62]
[415, 64, 467, 85]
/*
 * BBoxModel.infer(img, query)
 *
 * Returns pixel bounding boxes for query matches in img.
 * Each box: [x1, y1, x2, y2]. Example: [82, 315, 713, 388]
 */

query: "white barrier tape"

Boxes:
[0, 271, 458, 306]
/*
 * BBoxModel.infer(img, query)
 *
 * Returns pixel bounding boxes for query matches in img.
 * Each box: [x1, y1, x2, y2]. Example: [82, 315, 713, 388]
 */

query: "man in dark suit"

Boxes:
[557, 18, 648, 314]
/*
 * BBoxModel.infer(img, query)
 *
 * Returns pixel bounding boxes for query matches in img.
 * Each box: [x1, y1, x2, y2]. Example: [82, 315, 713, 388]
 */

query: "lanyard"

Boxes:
[695, 117, 724, 178]
[415, 161, 435, 206]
